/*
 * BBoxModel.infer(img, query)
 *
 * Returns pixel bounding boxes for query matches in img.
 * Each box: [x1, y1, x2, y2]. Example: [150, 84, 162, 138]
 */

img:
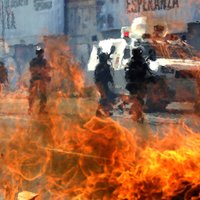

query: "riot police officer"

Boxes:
[0, 61, 8, 95]
[125, 48, 149, 95]
[125, 47, 149, 121]
[28, 46, 51, 114]
[94, 52, 117, 116]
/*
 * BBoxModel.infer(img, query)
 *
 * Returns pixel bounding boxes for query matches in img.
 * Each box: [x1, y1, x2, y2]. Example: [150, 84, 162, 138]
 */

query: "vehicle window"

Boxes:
[123, 48, 131, 59]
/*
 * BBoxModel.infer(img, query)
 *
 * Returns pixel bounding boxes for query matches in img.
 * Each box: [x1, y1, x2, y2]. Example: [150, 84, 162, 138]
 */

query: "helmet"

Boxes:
[132, 47, 143, 57]
[36, 46, 44, 55]
[98, 52, 108, 63]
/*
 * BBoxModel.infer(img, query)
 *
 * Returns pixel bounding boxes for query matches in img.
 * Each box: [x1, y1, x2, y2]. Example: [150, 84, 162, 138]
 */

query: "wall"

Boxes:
[0, 0, 64, 90]
[96, 0, 200, 33]
[0, 0, 64, 46]
[66, 0, 100, 69]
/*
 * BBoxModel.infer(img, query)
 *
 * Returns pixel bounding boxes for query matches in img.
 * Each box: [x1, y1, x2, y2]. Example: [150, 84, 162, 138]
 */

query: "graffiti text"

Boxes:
[127, 0, 179, 13]
[34, 0, 52, 11]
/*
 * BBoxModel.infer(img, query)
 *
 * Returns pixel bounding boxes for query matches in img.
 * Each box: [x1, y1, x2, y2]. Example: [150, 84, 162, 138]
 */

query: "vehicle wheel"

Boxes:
[146, 79, 170, 112]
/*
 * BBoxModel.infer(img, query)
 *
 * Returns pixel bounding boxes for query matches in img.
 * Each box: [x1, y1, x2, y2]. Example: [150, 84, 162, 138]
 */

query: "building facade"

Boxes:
[0, 0, 64, 89]
[96, 0, 199, 33]
[67, 0, 199, 68]
[65, 0, 100, 69]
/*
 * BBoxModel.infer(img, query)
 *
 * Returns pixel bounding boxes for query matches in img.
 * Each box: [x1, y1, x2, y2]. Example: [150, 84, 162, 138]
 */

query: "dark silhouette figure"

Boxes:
[94, 52, 117, 116]
[28, 47, 51, 114]
[0, 61, 8, 94]
[125, 48, 149, 95]
[125, 48, 150, 121]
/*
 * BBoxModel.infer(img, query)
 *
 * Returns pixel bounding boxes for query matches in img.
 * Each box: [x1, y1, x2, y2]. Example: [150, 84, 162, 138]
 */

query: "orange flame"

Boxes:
[0, 36, 200, 199]
[44, 36, 85, 98]
[1, 115, 200, 199]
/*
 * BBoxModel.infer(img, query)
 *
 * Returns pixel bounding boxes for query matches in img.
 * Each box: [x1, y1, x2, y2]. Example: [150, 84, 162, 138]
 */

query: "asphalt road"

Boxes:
[0, 95, 199, 134]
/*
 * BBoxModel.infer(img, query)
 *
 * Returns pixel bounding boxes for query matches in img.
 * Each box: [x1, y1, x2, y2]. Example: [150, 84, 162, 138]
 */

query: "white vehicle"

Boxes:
[87, 20, 200, 112]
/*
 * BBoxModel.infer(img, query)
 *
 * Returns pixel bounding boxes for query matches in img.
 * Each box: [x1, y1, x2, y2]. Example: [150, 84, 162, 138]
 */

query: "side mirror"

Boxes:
[148, 49, 157, 61]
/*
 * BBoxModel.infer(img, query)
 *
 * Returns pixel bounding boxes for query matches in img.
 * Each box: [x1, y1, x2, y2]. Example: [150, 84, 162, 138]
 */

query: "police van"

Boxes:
[87, 22, 200, 112]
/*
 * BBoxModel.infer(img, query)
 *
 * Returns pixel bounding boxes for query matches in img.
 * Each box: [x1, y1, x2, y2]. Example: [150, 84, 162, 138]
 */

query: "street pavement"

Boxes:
[0, 95, 200, 135]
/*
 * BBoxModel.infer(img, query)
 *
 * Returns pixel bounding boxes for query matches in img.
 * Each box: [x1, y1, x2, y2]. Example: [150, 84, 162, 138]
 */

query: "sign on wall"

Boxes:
[1, 0, 29, 30]
[96, 0, 199, 33]
[126, 0, 179, 13]
[34, 0, 52, 11]
[0, 0, 63, 44]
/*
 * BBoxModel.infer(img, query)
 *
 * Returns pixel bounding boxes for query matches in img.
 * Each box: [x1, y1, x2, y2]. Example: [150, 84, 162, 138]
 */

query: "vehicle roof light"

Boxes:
[124, 31, 129, 37]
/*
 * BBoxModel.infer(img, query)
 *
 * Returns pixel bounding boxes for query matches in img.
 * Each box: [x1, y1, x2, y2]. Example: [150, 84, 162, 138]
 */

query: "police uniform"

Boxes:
[125, 49, 148, 98]
[124, 48, 149, 121]
[0, 62, 8, 94]
[94, 53, 117, 116]
[94, 53, 117, 101]
[28, 48, 51, 114]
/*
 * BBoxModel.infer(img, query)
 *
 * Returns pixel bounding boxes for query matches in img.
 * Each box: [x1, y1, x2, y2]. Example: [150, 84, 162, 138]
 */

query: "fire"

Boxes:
[0, 37, 200, 199]
[44, 36, 85, 98]
[2, 116, 200, 199]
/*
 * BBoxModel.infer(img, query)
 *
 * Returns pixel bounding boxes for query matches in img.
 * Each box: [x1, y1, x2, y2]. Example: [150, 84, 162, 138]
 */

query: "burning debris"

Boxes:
[17, 191, 38, 200]
[0, 35, 200, 199]
[2, 115, 200, 199]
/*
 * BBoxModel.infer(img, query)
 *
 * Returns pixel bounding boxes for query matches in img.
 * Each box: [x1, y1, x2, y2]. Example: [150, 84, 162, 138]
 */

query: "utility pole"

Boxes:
[64, 0, 68, 34]
[0, 0, 5, 57]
